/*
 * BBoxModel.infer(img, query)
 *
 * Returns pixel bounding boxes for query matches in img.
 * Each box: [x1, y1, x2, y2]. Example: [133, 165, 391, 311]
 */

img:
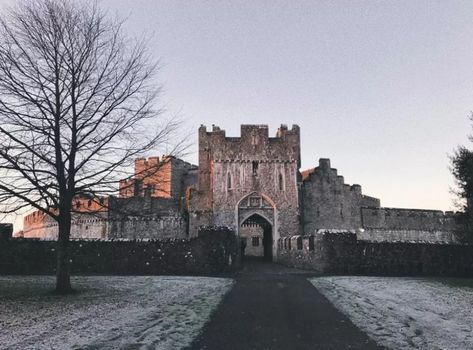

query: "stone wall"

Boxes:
[107, 216, 187, 240]
[277, 232, 473, 276]
[22, 212, 108, 240]
[240, 225, 264, 256]
[0, 223, 13, 240]
[22, 194, 187, 240]
[361, 207, 458, 231]
[0, 227, 238, 275]
[357, 229, 457, 243]
[301, 158, 380, 233]
[107, 195, 187, 239]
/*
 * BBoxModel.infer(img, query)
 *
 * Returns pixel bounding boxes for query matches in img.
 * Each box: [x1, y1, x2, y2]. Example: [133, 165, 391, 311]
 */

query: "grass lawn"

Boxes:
[311, 276, 473, 350]
[0, 275, 233, 350]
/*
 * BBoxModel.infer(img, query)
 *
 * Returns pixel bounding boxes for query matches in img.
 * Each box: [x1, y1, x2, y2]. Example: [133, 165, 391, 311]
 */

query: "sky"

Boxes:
[1, 0, 473, 229]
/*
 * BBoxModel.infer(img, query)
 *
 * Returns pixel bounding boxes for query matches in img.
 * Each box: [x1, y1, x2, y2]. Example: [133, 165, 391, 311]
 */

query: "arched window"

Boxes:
[227, 172, 232, 190]
[279, 173, 284, 191]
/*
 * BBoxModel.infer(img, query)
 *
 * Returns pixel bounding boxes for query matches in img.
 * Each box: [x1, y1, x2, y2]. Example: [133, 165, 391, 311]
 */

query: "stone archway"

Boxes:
[236, 192, 277, 261]
[240, 213, 273, 260]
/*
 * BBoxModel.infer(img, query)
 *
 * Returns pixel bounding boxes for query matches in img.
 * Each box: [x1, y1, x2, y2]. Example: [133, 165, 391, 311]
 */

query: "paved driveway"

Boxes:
[190, 259, 383, 349]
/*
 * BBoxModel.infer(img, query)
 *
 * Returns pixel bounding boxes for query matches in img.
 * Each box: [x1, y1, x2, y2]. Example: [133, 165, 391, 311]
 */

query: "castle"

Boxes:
[21, 124, 457, 261]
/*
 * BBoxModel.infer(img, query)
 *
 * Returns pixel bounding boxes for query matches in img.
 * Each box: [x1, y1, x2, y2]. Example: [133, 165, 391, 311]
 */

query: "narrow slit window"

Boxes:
[252, 161, 258, 175]
[227, 172, 232, 190]
[279, 173, 284, 191]
[309, 236, 315, 251]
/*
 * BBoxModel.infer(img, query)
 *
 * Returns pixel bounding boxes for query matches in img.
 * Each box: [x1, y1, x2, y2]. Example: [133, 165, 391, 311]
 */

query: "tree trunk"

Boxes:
[55, 212, 73, 294]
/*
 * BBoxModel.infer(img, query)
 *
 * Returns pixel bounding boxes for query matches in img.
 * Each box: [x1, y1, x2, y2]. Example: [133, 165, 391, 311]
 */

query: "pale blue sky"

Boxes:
[1, 0, 472, 231]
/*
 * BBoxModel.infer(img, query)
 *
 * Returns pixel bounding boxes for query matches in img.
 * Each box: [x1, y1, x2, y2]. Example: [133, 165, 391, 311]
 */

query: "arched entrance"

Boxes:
[236, 192, 277, 261]
[240, 213, 273, 260]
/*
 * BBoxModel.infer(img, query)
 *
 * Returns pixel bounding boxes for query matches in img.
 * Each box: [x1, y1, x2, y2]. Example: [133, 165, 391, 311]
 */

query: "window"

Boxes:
[288, 238, 291, 250]
[252, 161, 258, 176]
[297, 237, 303, 250]
[279, 173, 284, 191]
[252, 236, 259, 246]
[283, 238, 287, 249]
[309, 236, 315, 251]
[227, 172, 232, 190]
[251, 133, 258, 145]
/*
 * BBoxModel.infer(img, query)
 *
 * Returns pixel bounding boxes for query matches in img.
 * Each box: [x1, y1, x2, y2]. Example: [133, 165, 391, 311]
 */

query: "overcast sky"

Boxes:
[1, 0, 473, 230]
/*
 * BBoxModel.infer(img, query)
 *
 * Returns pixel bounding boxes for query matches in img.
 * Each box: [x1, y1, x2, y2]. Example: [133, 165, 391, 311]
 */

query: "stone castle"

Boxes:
[21, 124, 457, 260]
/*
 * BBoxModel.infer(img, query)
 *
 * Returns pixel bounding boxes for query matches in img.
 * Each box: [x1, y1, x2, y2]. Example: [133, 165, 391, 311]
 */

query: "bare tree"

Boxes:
[0, 0, 182, 293]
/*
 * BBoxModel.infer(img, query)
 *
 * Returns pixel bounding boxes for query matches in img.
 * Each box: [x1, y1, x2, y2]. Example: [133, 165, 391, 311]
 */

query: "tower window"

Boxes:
[252, 161, 258, 176]
[279, 173, 284, 191]
[252, 237, 259, 246]
[227, 172, 232, 190]
[309, 236, 315, 251]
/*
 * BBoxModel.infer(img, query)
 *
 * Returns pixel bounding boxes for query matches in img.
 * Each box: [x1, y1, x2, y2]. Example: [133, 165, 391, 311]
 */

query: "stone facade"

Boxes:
[20, 124, 458, 259]
[119, 156, 196, 200]
[22, 156, 195, 240]
[188, 124, 301, 259]
[301, 158, 380, 233]
[240, 224, 264, 257]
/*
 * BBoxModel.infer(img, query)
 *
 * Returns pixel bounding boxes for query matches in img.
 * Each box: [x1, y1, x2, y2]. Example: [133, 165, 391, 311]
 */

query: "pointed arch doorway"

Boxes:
[237, 192, 277, 261]
[240, 214, 273, 260]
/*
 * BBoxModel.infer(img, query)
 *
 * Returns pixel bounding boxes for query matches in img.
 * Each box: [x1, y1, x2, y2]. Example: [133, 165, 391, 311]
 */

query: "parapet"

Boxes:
[198, 124, 301, 164]
[302, 159, 368, 197]
[199, 124, 300, 141]
[318, 158, 331, 171]
[351, 184, 362, 194]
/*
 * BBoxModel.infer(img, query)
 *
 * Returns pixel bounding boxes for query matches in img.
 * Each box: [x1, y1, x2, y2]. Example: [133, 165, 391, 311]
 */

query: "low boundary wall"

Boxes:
[0, 227, 238, 275]
[277, 232, 473, 276]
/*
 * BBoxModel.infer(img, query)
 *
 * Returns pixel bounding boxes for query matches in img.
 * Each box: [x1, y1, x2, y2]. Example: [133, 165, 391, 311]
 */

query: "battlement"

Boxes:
[303, 158, 362, 192]
[198, 124, 301, 165]
[119, 155, 196, 199]
[134, 155, 171, 178]
[199, 124, 300, 140]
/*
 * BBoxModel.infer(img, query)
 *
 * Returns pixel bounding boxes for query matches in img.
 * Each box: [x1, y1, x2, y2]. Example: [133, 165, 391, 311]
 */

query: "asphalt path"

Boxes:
[190, 258, 383, 350]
